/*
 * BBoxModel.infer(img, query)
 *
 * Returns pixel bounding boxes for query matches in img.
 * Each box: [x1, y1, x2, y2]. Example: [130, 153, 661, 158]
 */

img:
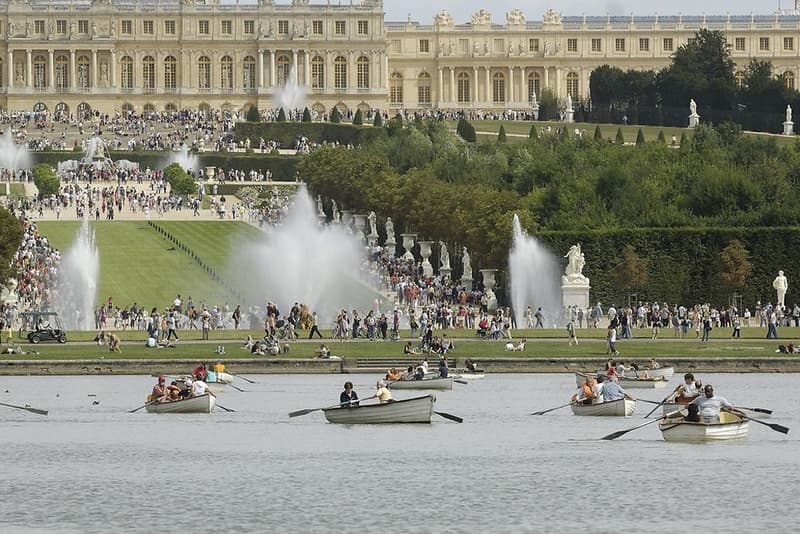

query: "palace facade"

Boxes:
[2, 0, 799, 116]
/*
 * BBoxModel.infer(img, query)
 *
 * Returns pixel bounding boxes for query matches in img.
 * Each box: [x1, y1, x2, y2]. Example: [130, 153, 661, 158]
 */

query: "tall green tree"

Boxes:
[32, 164, 59, 198]
[0, 206, 24, 286]
[719, 239, 753, 291]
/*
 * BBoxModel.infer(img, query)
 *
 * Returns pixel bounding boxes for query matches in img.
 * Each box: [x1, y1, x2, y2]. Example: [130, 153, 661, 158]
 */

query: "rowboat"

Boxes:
[144, 393, 216, 414]
[207, 371, 235, 384]
[659, 411, 749, 442]
[388, 377, 454, 390]
[595, 366, 674, 380]
[570, 398, 636, 417]
[322, 394, 435, 424]
[575, 372, 669, 388]
[450, 370, 485, 380]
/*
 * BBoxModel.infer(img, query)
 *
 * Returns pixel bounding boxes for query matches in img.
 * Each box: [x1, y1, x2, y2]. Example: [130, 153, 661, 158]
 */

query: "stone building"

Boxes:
[1, 0, 798, 115]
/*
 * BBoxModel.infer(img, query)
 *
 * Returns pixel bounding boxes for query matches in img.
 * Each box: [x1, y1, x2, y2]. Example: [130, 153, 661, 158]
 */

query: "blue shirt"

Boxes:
[602, 381, 625, 401]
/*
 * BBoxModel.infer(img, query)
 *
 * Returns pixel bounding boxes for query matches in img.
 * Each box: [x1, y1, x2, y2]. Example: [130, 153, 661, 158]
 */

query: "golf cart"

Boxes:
[19, 311, 68, 344]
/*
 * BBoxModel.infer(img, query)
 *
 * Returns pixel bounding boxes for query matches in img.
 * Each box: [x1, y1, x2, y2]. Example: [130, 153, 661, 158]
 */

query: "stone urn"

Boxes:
[481, 269, 498, 311]
[205, 166, 216, 182]
[419, 241, 434, 278]
[400, 233, 417, 262]
[352, 213, 367, 242]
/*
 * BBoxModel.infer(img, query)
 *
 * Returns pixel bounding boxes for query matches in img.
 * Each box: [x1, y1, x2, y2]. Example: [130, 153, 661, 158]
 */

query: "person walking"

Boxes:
[308, 311, 323, 339]
[567, 319, 578, 346]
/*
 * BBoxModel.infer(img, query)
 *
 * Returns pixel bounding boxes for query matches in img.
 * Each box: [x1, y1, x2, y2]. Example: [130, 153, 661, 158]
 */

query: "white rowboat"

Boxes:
[659, 412, 749, 442]
[570, 398, 636, 417]
[450, 371, 485, 380]
[323, 395, 435, 424]
[144, 393, 216, 414]
[595, 366, 674, 380]
[575, 372, 669, 388]
[388, 377, 454, 390]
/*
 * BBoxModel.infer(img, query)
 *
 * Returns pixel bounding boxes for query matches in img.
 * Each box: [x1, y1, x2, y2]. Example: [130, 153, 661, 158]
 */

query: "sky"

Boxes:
[383, 1, 792, 23]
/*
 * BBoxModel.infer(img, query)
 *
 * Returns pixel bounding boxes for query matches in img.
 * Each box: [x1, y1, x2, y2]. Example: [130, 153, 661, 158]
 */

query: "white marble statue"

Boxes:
[471, 9, 492, 25]
[434, 9, 454, 26]
[689, 98, 697, 116]
[787, 105, 793, 123]
[439, 241, 450, 270]
[563, 244, 588, 283]
[462, 247, 472, 277]
[384, 217, 395, 242]
[773, 270, 789, 308]
[506, 8, 526, 25]
[331, 199, 339, 222]
[565, 94, 573, 112]
[367, 211, 377, 236]
[316, 195, 324, 217]
[543, 8, 562, 24]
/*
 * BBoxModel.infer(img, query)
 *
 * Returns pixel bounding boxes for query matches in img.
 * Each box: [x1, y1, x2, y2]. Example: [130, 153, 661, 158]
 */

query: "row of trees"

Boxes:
[589, 29, 800, 131]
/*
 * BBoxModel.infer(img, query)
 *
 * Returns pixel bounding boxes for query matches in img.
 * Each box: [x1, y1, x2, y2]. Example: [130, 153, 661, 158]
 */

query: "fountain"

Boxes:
[509, 214, 562, 327]
[0, 129, 32, 173]
[272, 66, 308, 116]
[165, 144, 200, 174]
[53, 218, 99, 330]
[236, 187, 382, 323]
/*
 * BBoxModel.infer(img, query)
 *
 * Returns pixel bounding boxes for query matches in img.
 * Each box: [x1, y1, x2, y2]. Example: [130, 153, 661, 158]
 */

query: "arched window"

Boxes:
[221, 55, 233, 90]
[165, 102, 178, 112]
[198, 55, 210, 89]
[164, 56, 177, 90]
[142, 55, 155, 90]
[120, 56, 133, 90]
[785, 71, 795, 90]
[492, 71, 505, 103]
[77, 55, 90, 90]
[417, 71, 431, 105]
[121, 102, 134, 113]
[389, 71, 403, 104]
[33, 54, 46, 89]
[55, 54, 68, 91]
[276, 54, 290, 86]
[311, 55, 324, 90]
[527, 72, 541, 104]
[143, 103, 155, 113]
[243, 56, 255, 90]
[77, 102, 91, 119]
[734, 70, 745, 88]
[457, 72, 471, 103]
[566, 71, 579, 98]
[356, 55, 369, 89]
[334, 55, 347, 90]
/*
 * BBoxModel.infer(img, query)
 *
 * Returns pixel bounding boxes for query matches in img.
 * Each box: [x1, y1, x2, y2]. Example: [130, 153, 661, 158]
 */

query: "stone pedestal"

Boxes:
[532, 105, 540, 121]
[341, 210, 354, 228]
[367, 232, 378, 247]
[688, 113, 700, 128]
[564, 109, 574, 124]
[784, 121, 794, 136]
[480, 269, 498, 311]
[440, 267, 452, 281]
[461, 276, 473, 291]
[562, 283, 590, 311]
[419, 241, 434, 278]
[352, 214, 366, 242]
[400, 233, 416, 262]
[317, 213, 327, 226]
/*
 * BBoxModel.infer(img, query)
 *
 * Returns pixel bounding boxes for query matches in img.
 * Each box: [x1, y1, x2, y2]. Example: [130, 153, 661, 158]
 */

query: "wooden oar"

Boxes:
[0, 401, 48, 416]
[234, 374, 257, 384]
[128, 402, 152, 413]
[530, 402, 574, 416]
[454, 378, 468, 385]
[723, 408, 788, 435]
[434, 411, 463, 423]
[602, 407, 685, 440]
[735, 406, 773, 415]
[227, 383, 246, 393]
[643, 385, 681, 418]
[216, 403, 236, 413]
[289, 398, 358, 418]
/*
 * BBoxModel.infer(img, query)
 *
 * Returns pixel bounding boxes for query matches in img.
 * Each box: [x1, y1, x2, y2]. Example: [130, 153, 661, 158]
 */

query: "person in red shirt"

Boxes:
[192, 363, 208, 381]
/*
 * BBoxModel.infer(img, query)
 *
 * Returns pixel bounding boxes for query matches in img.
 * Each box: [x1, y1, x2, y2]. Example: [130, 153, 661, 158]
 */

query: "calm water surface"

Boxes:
[1, 373, 797, 533]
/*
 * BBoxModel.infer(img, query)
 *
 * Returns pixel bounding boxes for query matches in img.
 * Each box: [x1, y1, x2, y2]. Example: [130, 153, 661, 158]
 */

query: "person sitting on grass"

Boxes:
[108, 333, 121, 353]
[314, 343, 330, 359]
[403, 341, 419, 355]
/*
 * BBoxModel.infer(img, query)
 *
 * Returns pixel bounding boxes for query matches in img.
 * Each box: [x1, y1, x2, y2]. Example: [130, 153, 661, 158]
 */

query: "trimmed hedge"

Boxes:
[538, 227, 800, 308]
[234, 122, 387, 147]
[30, 151, 299, 181]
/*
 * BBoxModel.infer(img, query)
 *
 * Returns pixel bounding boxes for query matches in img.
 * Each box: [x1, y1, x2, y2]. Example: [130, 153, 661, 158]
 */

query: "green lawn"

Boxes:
[37, 221, 254, 309]
[156, 221, 262, 276]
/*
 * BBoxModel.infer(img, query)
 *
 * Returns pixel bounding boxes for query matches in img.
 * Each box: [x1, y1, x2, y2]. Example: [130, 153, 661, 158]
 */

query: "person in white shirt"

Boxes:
[191, 378, 215, 398]
[690, 385, 734, 423]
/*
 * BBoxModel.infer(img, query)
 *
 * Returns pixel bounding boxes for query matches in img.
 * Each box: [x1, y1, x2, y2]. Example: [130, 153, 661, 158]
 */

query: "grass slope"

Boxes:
[36, 221, 253, 309]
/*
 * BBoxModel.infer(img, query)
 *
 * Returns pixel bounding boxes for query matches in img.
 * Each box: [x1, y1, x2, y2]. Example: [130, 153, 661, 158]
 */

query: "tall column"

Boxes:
[7, 50, 13, 88]
[383, 52, 388, 89]
[520, 66, 526, 103]
[292, 49, 298, 84]
[325, 50, 333, 91]
[48, 49, 54, 89]
[26, 49, 32, 88]
[347, 50, 355, 91]
[92, 50, 97, 88]
[70, 50, 76, 89]
[484, 66, 490, 105]
[110, 50, 116, 88]
[437, 67, 443, 105]
[555, 67, 561, 97]
[449, 66, 455, 105]
[304, 49, 310, 86]
[509, 66, 514, 103]
[544, 67, 549, 89]
[472, 66, 478, 105]
[269, 49, 276, 87]
[257, 50, 264, 88]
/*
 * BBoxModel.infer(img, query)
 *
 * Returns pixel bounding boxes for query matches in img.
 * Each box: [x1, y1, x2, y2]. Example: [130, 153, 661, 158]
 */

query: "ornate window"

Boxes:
[356, 55, 369, 89]
[457, 72, 470, 103]
[492, 71, 505, 103]
[221, 55, 233, 90]
[120, 56, 133, 90]
[276, 54, 290, 86]
[33, 54, 46, 89]
[566, 72, 579, 98]
[198, 56, 210, 89]
[334, 55, 347, 90]
[417, 71, 431, 105]
[389, 71, 403, 104]
[142, 55, 155, 90]
[55, 54, 68, 90]
[734, 71, 745, 88]
[164, 56, 177, 90]
[785, 71, 795, 90]
[77, 55, 90, 90]
[243, 56, 255, 90]
[311, 55, 324, 90]
[527, 72, 540, 103]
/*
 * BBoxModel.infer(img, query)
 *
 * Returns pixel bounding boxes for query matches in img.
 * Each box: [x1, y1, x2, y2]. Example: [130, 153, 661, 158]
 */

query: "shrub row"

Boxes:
[234, 122, 387, 147]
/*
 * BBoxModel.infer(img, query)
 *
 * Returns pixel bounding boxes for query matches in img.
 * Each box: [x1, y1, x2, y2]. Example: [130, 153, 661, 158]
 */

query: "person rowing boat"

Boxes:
[669, 373, 703, 404]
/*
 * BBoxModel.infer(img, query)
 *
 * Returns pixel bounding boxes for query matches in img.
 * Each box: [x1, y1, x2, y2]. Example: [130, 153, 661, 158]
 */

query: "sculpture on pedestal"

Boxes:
[439, 241, 450, 270]
[384, 217, 395, 245]
[773, 270, 789, 308]
[562, 244, 588, 286]
[367, 211, 378, 237]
